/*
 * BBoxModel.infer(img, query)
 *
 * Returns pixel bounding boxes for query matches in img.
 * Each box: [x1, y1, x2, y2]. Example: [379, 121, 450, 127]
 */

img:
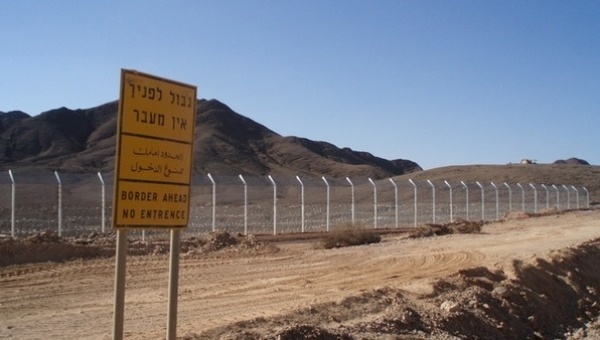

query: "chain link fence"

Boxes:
[0, 170, 590, 238]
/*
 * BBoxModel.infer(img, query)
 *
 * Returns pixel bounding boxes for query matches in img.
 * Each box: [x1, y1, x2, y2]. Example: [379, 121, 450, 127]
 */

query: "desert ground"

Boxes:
[2, 208, 600, 339]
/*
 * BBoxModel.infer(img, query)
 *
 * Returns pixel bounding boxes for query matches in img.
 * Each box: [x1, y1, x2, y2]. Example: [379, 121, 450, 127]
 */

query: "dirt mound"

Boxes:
[0, 231, 114, 266]
[275, 325, 352, 340]
[0, 231, 276, 267]
[419, 239, 600, 339]
[190, 238, 600, 339]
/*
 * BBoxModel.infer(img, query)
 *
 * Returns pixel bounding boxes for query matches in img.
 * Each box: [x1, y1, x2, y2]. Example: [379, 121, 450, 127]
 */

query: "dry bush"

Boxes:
[409, 220, 483, 238]
[202, 231, 238, 251]
[319, 223, 381, 249]
[448, 219, 483, 234]
[409, 224, 452, 238]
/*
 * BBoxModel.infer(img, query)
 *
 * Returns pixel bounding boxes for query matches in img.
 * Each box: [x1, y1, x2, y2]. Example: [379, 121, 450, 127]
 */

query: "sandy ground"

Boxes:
[2, 210, 600, 339]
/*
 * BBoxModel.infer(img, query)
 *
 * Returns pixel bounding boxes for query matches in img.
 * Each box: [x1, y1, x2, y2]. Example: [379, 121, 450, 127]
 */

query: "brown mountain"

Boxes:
[0, 99, 421, 178]
[554, 158, 590, 165]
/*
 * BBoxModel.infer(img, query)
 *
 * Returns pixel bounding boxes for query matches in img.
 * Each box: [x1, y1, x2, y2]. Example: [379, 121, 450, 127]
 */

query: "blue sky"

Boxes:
[1, 1, 599, 169]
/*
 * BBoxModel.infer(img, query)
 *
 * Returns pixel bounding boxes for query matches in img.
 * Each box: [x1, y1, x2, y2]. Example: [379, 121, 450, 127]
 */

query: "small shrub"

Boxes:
[408, 224, 452, 238]
[320, 223, 381, 249]
[408, 220, 483, 238]
[202, 231, 238, 251]
[449, 219, 483, 234]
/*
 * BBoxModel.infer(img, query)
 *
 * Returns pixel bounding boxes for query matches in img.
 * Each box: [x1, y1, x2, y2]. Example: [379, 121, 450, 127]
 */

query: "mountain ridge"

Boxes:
[0, 99, 422, 179]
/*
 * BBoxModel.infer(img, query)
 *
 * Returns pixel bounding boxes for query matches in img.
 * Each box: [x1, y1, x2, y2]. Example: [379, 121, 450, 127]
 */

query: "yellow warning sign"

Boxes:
[113, 70, 197, 229]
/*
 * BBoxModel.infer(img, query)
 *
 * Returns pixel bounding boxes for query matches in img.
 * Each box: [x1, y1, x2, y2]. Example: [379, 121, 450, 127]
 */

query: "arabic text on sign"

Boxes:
[129, 162, 185, 178]
[133, 147, 184, 161]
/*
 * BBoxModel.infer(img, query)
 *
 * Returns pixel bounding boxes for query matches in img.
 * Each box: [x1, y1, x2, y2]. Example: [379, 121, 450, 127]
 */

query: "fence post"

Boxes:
[409, 179, 417, 227]
[444, 180, 453, 222]
[461, 181, 469, 220]
[517, 183, 525, 211]
[97, 172, 106, 233]
[427, 180, 435, 224]
[346, 177, 355, 224]
[571, 186, 579, 209]
[389, 178, 399, 228]
[207, 173, 216, 232]
[322, 176, 330, 232]
[490, 182, 499, 220]
[296, 176, 305, 233]
[552, 185, 560, 210]
[54, 171, 62, 237]
[541, 184, 549, 210]
[503, 182, 512, 212]
[476, 182, 484, 220]
[583, 187, 589, 208]
[8, 170, 15, 237]
[562, 185, 571, 209]
[368, 178, 378, 229]
[238, 174, 248, 235]
[268, 175, 277, 235]
[529, 183, 538, 213]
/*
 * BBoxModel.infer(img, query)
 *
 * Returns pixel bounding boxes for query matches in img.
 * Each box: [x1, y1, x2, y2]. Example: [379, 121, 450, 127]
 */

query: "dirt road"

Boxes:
[2, 210, 600, 339]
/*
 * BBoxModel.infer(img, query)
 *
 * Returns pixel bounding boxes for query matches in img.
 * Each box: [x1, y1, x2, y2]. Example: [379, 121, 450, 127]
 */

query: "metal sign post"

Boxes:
[112, 229, 128, 340]
[166, 229, 181, 340]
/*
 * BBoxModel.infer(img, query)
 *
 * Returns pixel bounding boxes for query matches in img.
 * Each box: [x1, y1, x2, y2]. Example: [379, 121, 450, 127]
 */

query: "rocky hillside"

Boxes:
[0, 99, 421, 179]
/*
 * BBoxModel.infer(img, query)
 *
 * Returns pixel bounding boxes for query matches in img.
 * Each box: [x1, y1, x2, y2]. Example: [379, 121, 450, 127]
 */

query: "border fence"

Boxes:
[0, 170, 590, 238]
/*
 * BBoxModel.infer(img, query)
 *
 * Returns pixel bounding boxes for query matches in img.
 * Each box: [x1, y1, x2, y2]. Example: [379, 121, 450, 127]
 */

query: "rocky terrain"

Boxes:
[2, 210, 600, 339]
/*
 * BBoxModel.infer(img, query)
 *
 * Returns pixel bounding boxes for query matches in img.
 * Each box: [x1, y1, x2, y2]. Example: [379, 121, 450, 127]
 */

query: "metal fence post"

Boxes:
[427, 179, 435, 224]
[409, 179, 417, 227]
[207, 173, 216, 232]
[268, 175, 277, 235]
[346, 177, 355, 224]
[517, 183, 525, 211]
[541, 184, 549, 210]
[8, 170, 15, 237]
[389, 178, 399, 228]
[529, 183, 538, 213]
[583, 187, 589, 208]
[503, 182, 512, 212]
[562, 185, 571, 209]
[368, 178, 377, 229]
[239, 174, 248, 235]
[444, 180, 453, 222]
[4, 172, 593, 238]
[322, 176, 330, 232]
[54, 171, 62, 236]
[552, 184, 560, 210]
[97, 172, 106, 233]
[571, 185, 579, 209]
[476, 182, 484, 220]
[296, 176, 305, 233]
[490, 182, 499, 220]
[461, 181, 469, 220]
